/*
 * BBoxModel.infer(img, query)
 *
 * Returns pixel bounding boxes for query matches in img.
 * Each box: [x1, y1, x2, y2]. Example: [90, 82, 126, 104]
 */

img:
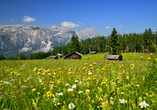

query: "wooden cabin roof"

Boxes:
[105, 55, 122, 60]
[64, 52, 82, 59]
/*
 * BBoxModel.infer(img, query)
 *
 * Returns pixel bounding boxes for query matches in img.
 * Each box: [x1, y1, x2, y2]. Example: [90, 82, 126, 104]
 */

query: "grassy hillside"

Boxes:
[45, 52, 157, 61]
[0, 52, 156, 109]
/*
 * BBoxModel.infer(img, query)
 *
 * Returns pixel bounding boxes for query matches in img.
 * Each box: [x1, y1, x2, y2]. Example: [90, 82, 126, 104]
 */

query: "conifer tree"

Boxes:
[107, 28, 121, 54]
[69, 35, 80, 53]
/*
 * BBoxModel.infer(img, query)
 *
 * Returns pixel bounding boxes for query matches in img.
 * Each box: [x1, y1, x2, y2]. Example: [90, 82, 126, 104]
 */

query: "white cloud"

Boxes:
[117, 25, 123, 27]
[105, 26, 112, 29]
[61, 21, 81, 28]
[79, 22, 84, 25]
[22, 16, 35, 22]
[10, 19, 15, 22]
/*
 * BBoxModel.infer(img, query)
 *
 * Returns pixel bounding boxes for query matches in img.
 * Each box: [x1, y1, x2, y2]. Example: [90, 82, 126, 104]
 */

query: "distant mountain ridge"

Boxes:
[0, 25, 101, 57]
[75, 28, 101, 40]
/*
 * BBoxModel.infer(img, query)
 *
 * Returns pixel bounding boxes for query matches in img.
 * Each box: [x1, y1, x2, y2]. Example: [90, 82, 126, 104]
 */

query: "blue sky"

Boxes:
[0, 0, 157, 36]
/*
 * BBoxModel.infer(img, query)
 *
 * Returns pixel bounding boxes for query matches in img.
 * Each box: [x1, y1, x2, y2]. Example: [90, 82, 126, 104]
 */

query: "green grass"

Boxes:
[0, 53, 157, 110]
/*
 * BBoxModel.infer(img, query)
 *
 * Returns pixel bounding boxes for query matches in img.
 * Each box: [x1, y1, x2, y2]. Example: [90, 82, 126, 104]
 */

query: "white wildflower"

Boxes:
[68, 103, 75, 109]
[119, 99, 126, 104]
[139, 100, 149, 108]
[72, 85, 76, 89]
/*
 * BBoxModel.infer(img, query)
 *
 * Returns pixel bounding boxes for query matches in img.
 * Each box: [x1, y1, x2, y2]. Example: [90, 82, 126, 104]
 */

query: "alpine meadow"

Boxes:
[0, 28, 157, 110]
[1, 0, 157, 109]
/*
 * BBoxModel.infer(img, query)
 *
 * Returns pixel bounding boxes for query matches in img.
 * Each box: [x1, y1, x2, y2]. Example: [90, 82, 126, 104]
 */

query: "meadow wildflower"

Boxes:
[65, 83, 69, 87]
[53, 98, 58, 103]
[38, 69, 41, 72]
[20, 68, 23, 71]
[148, 57, 151, 60]
[140, 56, 143, 59]
[46, 91, 51, 97]
[72, 85, 76, 89]
[86, 89, 90, 94]
[98, 100, 102, 104]
[116, 77, 119, 80]
[57, 102, 61, 105]
[88, 72, 92, 75]
[75, 80, 78, 82]
[78, 91, 83, 94]
[31, 85, 33, 88]
[68, 103, 75, 109]
[101, 81, 106, 85]
[119, 99, 126, 104]
[130, 64, 134, 67]
[32, 88, 36, 92]
[93, 62, 96, 65]
[68, 88, 73, 92]
[139, 101, 149, 108]
[120, 92, 125, 95]
[150, 53, 153, 56]
[136, 84, 140, 87]
[37, 92, 40, 95]
[50, 81, 54, 84]
[58, 92, 63, 96]
[93, 77, 96, 80]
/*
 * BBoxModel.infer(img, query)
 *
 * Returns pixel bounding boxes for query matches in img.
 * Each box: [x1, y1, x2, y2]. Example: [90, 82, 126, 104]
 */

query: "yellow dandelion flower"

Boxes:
[38, 69, 42, 72]
[50, 81, 54, 84]
[20, 68, 23, 71]
[93, 78, 96, 80]
[148, 57, 151, 60]
[32, 88, 36, 92]
[86, 89, 90, 93]
[0, 83, 3, 86]
[93, 62, 96, 65]
[136, 84, 139, 87]
[116, 77, 119, 80]
[43, 87, 46, 90]
[87, 78, 90, 81]
[41, 82, 44, 85]
[46, 91, 51, 97]
[101, 81, 106, 85]
[103, 78, 107, 82]
[120, 92, 125, 95]
[37, 92, 40, 95]
[57, 102, 61, 105]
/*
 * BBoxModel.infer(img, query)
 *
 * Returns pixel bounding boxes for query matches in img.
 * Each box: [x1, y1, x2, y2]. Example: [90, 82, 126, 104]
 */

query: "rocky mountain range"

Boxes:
[0, 24, 101, 58]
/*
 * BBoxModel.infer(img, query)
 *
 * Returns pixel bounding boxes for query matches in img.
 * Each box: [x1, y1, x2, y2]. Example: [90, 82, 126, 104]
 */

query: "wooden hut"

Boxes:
[105, 55, 123, 61]
[65, 52, 82, 59]
[50, 55, 58, 59]
[56, 54, 62, 58]
[90, 51, 96, 55]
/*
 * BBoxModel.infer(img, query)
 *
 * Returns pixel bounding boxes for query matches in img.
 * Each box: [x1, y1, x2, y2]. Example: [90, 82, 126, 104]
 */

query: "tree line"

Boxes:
[0, 28, 157, 60]
[51, 28, 157, 55]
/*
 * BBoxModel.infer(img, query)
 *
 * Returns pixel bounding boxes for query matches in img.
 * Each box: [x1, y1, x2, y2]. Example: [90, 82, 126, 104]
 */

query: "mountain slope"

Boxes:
[0, 25, 76, 57]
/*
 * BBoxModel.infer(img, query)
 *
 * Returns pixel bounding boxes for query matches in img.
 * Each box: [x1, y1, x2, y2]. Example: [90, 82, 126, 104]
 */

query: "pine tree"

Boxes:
[107, 28, 121, 54]
[69, 35, 80, 53]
